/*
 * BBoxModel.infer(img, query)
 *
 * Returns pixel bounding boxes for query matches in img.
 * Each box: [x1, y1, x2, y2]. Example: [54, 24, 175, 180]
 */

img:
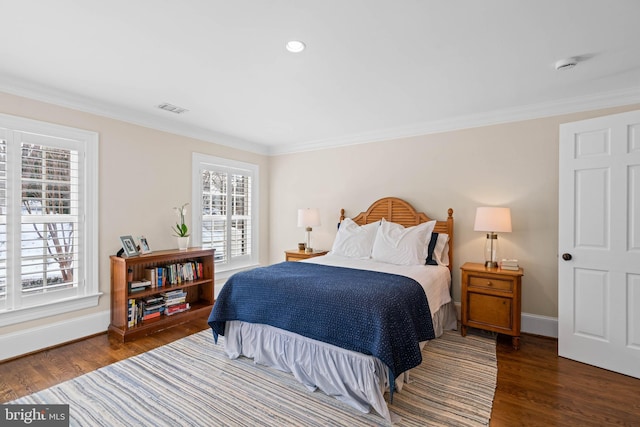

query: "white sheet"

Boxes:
[302, 253, 452, 315]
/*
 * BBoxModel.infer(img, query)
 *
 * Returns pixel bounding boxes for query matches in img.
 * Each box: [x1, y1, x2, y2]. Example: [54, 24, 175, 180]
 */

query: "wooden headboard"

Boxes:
[340, 197, 454, 272]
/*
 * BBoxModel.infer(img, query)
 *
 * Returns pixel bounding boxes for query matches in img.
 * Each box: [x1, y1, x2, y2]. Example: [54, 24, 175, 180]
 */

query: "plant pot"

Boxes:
[177, 236, 189, 250]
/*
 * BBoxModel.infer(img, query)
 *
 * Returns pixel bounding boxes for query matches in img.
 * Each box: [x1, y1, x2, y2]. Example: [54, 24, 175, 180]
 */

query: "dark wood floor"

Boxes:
[1, 321, 639, 426]
[491, 333, 640, 426]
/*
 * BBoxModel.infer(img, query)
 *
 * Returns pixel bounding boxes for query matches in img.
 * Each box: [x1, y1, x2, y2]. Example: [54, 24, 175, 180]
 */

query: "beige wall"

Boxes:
[269, 103, 640, 319]
[0, 91, 270, 336]
[2, 88, 638, 340]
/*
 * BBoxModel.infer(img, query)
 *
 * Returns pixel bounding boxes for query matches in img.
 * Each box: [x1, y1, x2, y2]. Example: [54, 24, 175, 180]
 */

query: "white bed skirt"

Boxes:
[222, 301, 458, 423]
[432, 299, 458, 337]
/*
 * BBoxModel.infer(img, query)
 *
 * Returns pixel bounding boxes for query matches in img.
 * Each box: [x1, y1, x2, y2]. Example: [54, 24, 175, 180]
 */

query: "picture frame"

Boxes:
[139, 236, 152, 254]
[120, 235, 139, 257]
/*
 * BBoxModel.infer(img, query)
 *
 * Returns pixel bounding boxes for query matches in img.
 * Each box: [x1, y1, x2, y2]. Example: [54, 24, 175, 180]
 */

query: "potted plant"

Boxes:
[173, 203, 190, 250]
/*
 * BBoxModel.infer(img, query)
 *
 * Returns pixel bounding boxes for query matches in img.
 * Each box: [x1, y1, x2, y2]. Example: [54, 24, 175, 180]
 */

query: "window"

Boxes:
[192, 154, 258, 272]
[0, 114, 99, 326]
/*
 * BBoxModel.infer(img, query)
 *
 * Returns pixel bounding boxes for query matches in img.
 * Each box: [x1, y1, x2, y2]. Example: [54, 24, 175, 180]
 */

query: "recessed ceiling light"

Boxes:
[286, 40, 305, 53]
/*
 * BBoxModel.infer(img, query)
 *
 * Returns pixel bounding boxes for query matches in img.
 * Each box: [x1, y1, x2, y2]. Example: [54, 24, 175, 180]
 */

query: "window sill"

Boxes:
[0, 292, 103, 327]
[215, 263, 261, 282]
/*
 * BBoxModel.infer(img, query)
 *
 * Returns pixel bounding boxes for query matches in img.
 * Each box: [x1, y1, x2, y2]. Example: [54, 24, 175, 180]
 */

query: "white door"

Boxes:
[559, 109, 640, 379]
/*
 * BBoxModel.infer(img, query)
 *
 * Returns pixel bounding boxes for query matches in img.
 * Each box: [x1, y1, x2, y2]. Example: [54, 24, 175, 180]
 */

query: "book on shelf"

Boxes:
[165, 297, 187, 306]
[143, 294, 163, 304]
[161, 289, 185, 297]
[143, 303, 165, 313]
[128, 298, 151, 326]
[165, 302, 190, 316]
[129, 280, 152, 293]
[156, 267, 165, 287]
[142, 311, 161, 321]
[500, 259, 520, 270]
[163, 261, 203, 285]
[130, 279, 152, 288]
[125, 260, 205, 324]
[144, 268, 157, 287]
[163, 290, 187, 307]
[142, 295, 165, 314]
[143, 267, 166, 288]
[127, 298, 136, 327]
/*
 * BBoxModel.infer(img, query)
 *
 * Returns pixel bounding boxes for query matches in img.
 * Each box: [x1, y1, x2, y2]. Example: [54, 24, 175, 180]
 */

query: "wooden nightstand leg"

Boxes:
[512, 336, 520, 350]
[461, 325, 467, 337]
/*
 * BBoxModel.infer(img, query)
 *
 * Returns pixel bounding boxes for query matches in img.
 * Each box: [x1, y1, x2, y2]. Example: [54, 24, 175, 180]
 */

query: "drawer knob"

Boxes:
[487, 281, 493, 286]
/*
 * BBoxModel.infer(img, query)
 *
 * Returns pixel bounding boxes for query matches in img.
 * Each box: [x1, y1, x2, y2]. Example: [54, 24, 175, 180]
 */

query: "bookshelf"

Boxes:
[109, 247, 215, 342]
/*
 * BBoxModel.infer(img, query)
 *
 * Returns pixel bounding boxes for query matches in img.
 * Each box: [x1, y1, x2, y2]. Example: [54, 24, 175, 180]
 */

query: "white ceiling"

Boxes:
[1, 1, 639, 155]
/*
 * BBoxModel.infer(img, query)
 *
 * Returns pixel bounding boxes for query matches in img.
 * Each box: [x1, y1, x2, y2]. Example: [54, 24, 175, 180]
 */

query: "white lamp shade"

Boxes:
[297, 208, 320, 228]
[474, 207, 512, 232]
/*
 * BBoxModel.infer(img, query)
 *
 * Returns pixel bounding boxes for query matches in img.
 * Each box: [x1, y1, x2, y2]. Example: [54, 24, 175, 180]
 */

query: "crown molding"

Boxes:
[269, 86, 640, 155]
[0, 76, 269, 155]
[2, 74, 639, 157]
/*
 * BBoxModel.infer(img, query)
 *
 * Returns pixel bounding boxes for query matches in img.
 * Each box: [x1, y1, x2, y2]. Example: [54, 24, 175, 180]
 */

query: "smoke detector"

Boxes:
[555, 57, 578, 71]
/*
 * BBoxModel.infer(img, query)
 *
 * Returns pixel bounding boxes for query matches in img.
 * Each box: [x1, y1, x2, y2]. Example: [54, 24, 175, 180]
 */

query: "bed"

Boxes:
[208, 197, 456, 422]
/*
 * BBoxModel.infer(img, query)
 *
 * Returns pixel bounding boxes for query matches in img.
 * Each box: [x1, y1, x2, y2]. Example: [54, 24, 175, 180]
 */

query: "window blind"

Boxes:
[20, 143, 80, 295]
[201, 170, 253, 265]
[0, 114, 98, 326]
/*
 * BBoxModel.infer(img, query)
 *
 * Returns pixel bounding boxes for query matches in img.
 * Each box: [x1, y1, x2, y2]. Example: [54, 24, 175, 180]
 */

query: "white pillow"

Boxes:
[329, 218, 379, 259]
[372, 219, 436, 265]
[434, 233, 450, 266]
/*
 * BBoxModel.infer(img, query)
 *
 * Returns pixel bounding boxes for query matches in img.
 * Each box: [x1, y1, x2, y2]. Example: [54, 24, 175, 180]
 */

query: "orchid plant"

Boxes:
[173, 203, 190, 237]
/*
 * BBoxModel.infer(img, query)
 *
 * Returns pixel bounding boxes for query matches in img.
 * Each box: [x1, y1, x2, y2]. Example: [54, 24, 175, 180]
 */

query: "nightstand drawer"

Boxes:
[468, 275, 513, 292]
[468, 293, 513, 329]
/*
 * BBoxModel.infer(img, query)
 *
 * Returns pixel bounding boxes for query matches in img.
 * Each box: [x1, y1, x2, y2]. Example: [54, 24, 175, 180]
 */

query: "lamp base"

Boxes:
[483, 232, 499, 269]
[305, 227, 313, 254]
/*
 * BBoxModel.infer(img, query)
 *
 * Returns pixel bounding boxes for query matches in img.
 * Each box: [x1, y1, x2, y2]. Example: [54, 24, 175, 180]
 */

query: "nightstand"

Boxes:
[285, 249, 328, 261]
[460, 262, 524, 349]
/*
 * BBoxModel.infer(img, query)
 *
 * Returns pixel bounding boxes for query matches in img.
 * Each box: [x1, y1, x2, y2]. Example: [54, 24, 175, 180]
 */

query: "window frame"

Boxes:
[0, 114, 100, 327]
[191, 153, 259, 276]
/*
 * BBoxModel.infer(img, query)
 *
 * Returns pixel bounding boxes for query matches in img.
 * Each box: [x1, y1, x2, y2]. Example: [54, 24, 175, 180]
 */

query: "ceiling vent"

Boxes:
[157, 103, 188, 114]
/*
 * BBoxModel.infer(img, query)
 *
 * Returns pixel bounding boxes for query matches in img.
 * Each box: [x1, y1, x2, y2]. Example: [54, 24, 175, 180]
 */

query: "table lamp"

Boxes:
[297, 208, 320, 253]
[474, 207, 512, 268]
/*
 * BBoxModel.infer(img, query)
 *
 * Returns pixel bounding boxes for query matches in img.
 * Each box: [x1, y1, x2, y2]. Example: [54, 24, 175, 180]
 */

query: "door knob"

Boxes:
[562, 253, 572, 261]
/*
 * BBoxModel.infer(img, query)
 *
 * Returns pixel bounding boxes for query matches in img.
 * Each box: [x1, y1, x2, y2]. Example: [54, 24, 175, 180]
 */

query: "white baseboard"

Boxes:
[521, 313, 558, 338]
[454, 302, 557, 338]
[0, 310, 110, 361]
[1, 304, 558, 361]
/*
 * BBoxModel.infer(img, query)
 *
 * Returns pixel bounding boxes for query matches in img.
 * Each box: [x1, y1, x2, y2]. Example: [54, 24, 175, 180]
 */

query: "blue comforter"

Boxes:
[208, 262, 434, 377]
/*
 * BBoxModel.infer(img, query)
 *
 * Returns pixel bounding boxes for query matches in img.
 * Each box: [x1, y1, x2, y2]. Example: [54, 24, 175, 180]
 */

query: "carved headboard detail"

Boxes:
[340, 197, 454, 272]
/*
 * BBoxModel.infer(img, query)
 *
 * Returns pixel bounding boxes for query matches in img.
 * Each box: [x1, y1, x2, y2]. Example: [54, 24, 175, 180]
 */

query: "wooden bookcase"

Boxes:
[109, 247, 215, 342]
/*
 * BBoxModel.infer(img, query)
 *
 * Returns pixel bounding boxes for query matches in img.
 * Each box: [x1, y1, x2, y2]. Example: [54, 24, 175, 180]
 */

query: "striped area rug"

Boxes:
[11, 330, 497, 426]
